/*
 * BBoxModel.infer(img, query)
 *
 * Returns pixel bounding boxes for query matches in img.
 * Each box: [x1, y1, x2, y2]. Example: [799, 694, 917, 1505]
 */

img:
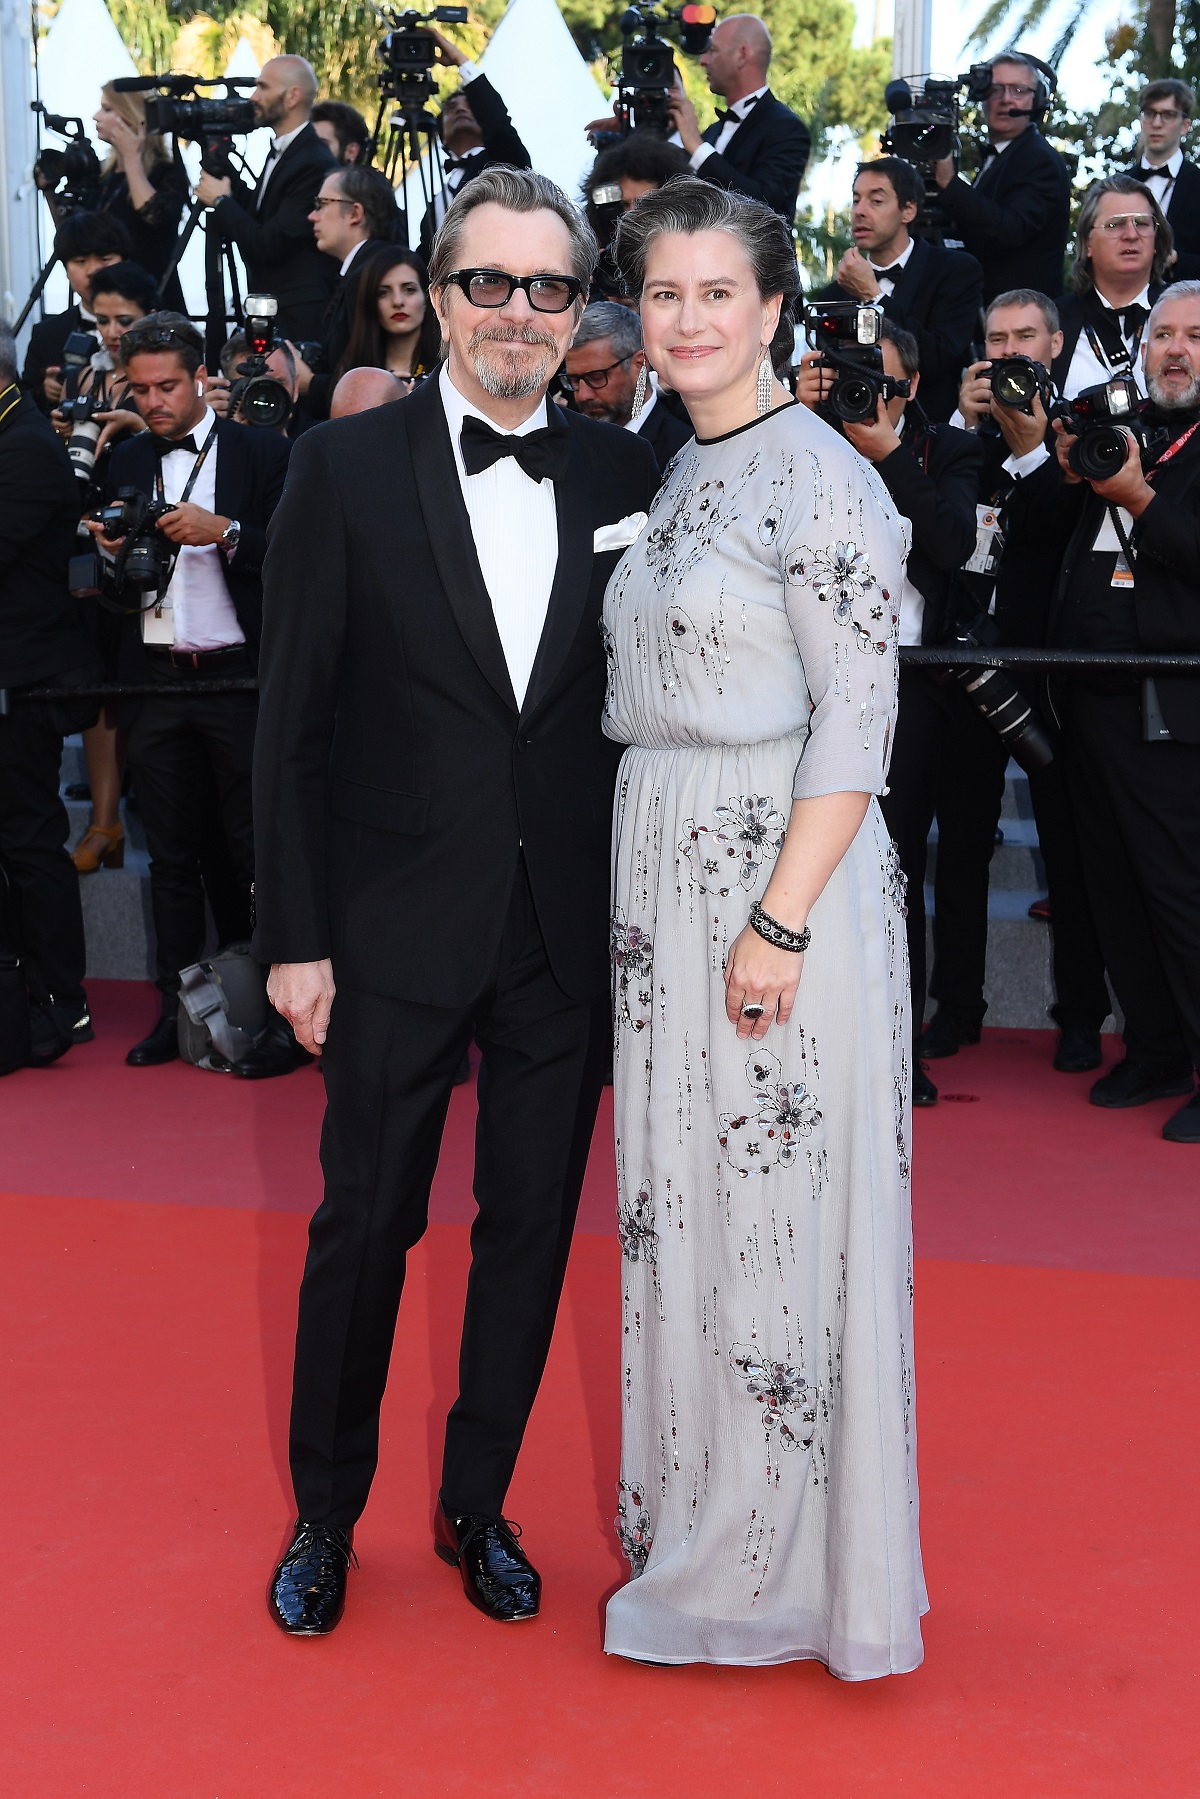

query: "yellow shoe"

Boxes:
[72, 821, 125, 873]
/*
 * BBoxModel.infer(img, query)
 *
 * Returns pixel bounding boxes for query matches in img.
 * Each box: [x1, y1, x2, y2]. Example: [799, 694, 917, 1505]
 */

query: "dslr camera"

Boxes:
[1054, 376, 1167, 482]
[803, 302, 910, 425]
[228, 295, 294, 431]
[940, 610, 1055, 771]
[988, 354, 1055, 417]
[70, 488, 178, 611]
[614, 3, 716, 136]
[30, 105, 102, 210]
[57, 329, 105, 488]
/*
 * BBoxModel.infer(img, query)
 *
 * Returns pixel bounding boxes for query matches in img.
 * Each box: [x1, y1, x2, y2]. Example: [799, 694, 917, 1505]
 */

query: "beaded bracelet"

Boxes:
[749, 900, 811, 954]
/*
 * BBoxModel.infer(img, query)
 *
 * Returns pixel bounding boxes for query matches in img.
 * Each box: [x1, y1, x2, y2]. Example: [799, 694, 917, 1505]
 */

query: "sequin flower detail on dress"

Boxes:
[680, 794, 787, 896]
[885, 840, 909, 917]
[618, 1180, 659, 1264]
[612, 912, 654, 1032]
[718, 1048, 822, 1178]
[786, 540, 888, 655]
[615, 1480, 654, 1575]
[729, 1345, 817, 1452]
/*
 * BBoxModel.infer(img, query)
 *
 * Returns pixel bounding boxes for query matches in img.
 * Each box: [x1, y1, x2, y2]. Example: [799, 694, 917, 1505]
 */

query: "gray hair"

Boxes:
[986, 287, 1060, 334]
[1149, 278, 1200, 319]
[0, 320, 16, 387]
[613, 176, 801, 326]
[572, 300, 643, 359]
[428, 166, 598, 294]
[1071, 175, 1174, 296]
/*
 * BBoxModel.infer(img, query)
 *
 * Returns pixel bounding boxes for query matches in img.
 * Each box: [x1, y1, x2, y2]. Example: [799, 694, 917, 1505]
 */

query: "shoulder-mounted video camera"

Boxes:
[1053, 376, 1168, 482]
[614, 3, 715, 137]
[31, 105, 102, 211]
[881, 56, 1057, 173]
[803, 302, 910, 425]
[111, 73, 258, 177]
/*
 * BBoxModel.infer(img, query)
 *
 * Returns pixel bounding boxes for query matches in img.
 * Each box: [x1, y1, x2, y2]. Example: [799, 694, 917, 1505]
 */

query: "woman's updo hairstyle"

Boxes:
[613, 175, 801, 355]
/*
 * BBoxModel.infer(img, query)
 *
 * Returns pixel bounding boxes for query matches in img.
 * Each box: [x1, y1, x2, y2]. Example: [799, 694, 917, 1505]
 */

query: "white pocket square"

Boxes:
[593, 512, 647, 553]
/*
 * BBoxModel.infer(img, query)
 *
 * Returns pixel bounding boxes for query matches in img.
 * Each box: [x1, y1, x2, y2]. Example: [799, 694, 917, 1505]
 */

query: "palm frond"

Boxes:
[1047, 0, 1095, 68]
[964, 0, 1062, 54]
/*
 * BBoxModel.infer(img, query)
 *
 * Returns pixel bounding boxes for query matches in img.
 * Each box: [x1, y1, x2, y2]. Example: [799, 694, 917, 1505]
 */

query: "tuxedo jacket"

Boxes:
[22, 304, 90, 416]
[937, 127, 1072, 302]
[815, 237, 984, 423]
[698, 90, 811, 222]
[873, 420, 982, 643]
[251, 375, 660, 1004]
[1050, 288, 1163, 392]
[634, 395, 693, 472]
[419, 76, 532, 257]
[1125, 156, 1200, 282]
[214, 124, 339, 338]
[305, 237, 394, 420]
[0, 390, 91, 688]
[104, 417, 291, 685]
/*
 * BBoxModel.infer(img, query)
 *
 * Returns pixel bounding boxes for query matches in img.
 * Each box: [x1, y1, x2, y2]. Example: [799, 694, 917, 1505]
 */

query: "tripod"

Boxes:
[371, 79, 447, 250]
[156, 136, 255, 370]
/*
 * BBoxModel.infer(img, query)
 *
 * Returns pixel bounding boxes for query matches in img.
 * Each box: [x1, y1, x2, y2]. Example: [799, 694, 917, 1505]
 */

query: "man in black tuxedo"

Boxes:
[814, 157, 983, 423]
[667, 14, 810, 222]
[311, 100, 372, 167]
[85, 314, 291, 1068]
[1126, 79, 1200, 282]
[22, 210, 130, 414]
[565, 300, 692, 471]
[296, 164, 400, 419]
[1050, 176, 1169, 400]
[418, 29, 531, 257]
[931, 52, 1071, 302]
[195, 56, 337, 340]
[1039, 283, 1200, 1141]
[256, 168, 659, 1635]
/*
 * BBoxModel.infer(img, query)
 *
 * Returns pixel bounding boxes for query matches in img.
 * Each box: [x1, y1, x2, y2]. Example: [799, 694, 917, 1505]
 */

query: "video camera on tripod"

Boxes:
[367, 3, 467, 236]
[613, 3, 716, 136]
[30, 104, 103, 211]
[111, 73, 258, 178]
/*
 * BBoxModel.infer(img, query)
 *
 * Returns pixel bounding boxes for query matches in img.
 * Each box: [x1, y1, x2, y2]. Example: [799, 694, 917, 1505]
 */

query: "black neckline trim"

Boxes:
[694, 399, 799, 447]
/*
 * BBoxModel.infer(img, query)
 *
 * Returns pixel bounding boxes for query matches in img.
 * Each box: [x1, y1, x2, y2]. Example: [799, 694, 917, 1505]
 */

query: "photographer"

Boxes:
[85, 314, 293, 1071]
[211, 332, 300, 434]
[565, 301, 692, 470]
[1051, 177, 1170, 400]
[417, 31, 531, 255]
[930, 51, 1071, 302]
[798, 318, 982, 1104]
[0, 321, 98, 1062]
[582, 133, 690, 301]
[1039, 283, 1200, 1141]
[23, 210, 131, 414]
[667, 14, 810, 223]
[297, 165, 402, 420]
[311, 100, 372, 168]
[194, 57, 337, 341]
[814, 156, 983, 423]
[93, 83, 189, 310]
[1125, 80, 1200, 282]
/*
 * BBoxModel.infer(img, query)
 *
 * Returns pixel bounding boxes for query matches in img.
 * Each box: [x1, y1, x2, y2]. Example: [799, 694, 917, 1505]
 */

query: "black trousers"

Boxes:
[125, 657, 257, 994]
[0, 702, 87, 1002]
[1025, 755, 1110, 1032]
[289, 859, 610, 1528]
[1060, 685, 1200, 1074]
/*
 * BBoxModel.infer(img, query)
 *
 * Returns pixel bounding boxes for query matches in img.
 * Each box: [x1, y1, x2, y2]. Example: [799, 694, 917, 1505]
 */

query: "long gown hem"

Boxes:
[603, 1615, 926, 1680]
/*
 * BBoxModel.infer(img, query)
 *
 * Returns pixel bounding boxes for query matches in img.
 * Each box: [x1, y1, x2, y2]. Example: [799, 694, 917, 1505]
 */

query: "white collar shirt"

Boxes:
[1136, 144, 1184, 211]
[142, 407, 244, 653]
[868, 234, 915, 297]
[257, 122, 306, 204]
[340, 239, 371, 278]
[625, 388, 658, 434]
[1063, 284, 1152, 400]
[689, 85, 769, 169]
[439, 364, 559, 708]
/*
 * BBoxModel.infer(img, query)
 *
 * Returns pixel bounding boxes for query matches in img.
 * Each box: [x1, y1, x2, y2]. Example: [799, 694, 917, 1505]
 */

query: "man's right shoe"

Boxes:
[918, 1011, 982, 1060]
[1162, 1094, 1200, 1143]
[1053, 1024, 1103, 1074]
[1089, 1057, 1195, 1110]
[267, 1520, 356, 1636]
[125, 1008, 179, 1067]
[434, 1504, 541, 1622]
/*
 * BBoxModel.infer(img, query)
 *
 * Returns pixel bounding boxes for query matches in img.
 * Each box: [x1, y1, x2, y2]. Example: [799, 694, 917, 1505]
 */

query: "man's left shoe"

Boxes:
[268, 1519, 357, 1635]
[912, 1062, 938, 1107]
[919, 1010, 982, 1060]
[1053, 1025, 1103, 1073]
[232, 1020, 314, 1080]
[434, 1505, 541, 1622]
[1162, 1094, 1200, 1144]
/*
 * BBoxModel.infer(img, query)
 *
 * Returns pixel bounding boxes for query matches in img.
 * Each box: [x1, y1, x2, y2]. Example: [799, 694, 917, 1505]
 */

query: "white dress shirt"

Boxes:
[1135, 145, 1183, 214]
[440, 365, 558, 707]
[1063, 285, 1151, 400]
[432, 63, 483, 230]
[625, 389, 658, 434]
[689, 84, 769, 170]
[142, 407, 244, 653]
[868, 234, 915, 298]
[256, 122, 306, 206]
[340, 239, 372, 278]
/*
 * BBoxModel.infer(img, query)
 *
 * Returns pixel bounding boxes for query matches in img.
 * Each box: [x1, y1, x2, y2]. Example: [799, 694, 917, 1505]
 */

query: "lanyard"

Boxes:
[1083, 315, 1143, 376]
[0, 383, 21, 430]
[1147, 417, 1200, 476]
[152, 420, 216, 508]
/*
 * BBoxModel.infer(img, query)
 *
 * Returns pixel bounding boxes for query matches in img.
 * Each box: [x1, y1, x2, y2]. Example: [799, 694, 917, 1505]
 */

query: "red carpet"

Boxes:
[2, 983, 1198, 1796]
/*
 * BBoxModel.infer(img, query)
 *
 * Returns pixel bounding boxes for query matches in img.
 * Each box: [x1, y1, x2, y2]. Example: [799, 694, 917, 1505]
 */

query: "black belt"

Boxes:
[144, 644, 249, 672]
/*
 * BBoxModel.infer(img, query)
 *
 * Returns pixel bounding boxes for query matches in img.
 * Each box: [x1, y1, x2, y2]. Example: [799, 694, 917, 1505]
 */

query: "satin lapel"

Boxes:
[212, 416, 243, 522]
[521, 411, 592, 721]
[408, 375, 518, 713]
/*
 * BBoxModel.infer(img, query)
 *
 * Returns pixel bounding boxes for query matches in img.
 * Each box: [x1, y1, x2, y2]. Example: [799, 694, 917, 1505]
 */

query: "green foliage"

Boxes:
[795, 201, 851, 286]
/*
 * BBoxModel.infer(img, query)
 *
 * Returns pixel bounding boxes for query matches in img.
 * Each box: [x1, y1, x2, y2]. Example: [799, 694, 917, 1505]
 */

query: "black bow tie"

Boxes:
[154, 431, 200, 454]
[714, 95, 759, 127]
[443, 152, 480, 175]
[460, 413, 569, 483]
[1135, 163, 1171, 178]
[872, 263, 904, 281]
[1118, 302, 1149, 337]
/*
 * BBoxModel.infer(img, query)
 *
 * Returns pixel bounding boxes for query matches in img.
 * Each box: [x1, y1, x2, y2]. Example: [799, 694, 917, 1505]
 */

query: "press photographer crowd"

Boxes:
[2, 9, 1200, 1145]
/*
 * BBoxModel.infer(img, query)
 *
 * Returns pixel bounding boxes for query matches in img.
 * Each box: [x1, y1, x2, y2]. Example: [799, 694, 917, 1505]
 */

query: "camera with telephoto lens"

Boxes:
[803, 302, 911, 425]
[227, 295, 293, 431]
[30, 105, 103, 210]
[112, 73, 256, 178]
[70, 487, 178, 610]
[989, 354, 1054, 417]
[1054, 376, 1168, 482]
[59, 390, 107, 486]
[614, 3, 716, 136]
[942, 611, 1055, 772]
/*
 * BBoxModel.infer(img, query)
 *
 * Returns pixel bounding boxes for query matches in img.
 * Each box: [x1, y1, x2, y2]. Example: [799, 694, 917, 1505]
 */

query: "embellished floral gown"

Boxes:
[602, 402, 927, 1677]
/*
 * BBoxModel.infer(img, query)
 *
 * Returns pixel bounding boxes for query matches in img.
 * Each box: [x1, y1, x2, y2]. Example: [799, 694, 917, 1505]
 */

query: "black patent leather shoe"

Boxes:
[1053, 1024, 1103, 1073]
[912, 1062, 938, 1107]
[434, 1504, 540, 1622]
[268, 1520, 356, 1635]
[1163, 1094, 1200, 1143]
[232, 1019, 314, 1080]
[1089, 1057, 1194, 1110]
[125, 1008, 179, 1067]
[919, 1010, 982, 1060]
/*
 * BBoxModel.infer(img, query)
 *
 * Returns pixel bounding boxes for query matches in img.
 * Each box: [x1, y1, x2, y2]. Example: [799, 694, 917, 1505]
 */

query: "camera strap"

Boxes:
[1083, 310, 1143, 376]
[0, 384, 21, 431]
[147, 424, 216, 620]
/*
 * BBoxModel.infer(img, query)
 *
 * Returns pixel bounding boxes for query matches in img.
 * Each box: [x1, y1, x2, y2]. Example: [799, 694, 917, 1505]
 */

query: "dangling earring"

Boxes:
[632, 360, 650, 417]
[757, 349, 774, 416]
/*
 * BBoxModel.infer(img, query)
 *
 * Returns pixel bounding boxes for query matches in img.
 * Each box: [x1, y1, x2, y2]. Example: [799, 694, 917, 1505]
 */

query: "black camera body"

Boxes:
[373, 5, 468, 120]
[803, 302, 911, 425]
[113, 73, 257, 177]
[880, 77, 962, 167]
[31, 106, 102, 210]
[615, 3, 715, 136]
[941, 609, 1055, 772]
[71, 487, 178, 610]
[1055, 377, 1166, 482]
[60, 390, 106, 486]
[989, 354, 1055, 417]
[227, 295, 293, 431]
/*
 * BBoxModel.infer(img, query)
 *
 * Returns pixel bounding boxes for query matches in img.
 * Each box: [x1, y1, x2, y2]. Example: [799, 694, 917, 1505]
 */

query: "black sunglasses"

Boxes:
[444, 268, 584, 314]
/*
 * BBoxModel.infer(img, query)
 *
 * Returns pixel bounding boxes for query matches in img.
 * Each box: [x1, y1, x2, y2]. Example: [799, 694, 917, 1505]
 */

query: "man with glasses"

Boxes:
[296, 165, 402, 419]
[254, 168, 659, 1637]
[1051, 177, 1172, 400]
[931, 51, 1071, 302]
[1124, 80, 1200, 281]
[565, 300, 692, 470]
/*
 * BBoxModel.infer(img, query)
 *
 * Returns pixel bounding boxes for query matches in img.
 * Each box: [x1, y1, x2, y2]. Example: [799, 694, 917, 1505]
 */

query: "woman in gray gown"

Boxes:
[601, 179, 927, 1677]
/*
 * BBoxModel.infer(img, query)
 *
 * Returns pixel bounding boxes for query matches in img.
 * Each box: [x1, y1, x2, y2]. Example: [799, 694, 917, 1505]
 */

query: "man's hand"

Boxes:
[204, 374, 232, 418]
[585, 114, 621, 139]
[82, 517, 125, 555]
[843, 396, 902, 463]
[43, 366, 65, 406]
[668, 83, 703, 155]
[931, 154, 956, 190]
[286, 342, 314, 396]
[834, 247, 882, 302]
[1051, 417, 1084, 485]
[991, 390, 1050, 460]
[156, 503, 230, 547]
[268, 960, 336, 1052]
[429, 25, 467, 65]
[958, 360, 994, 430]
[1086, 429, 1155, 516]
[195, 170, 233, 207]
[794, 350, 832, 413]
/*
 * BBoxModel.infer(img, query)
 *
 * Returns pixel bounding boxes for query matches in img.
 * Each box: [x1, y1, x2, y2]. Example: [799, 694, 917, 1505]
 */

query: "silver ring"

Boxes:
[741, 1002, 766, 1019]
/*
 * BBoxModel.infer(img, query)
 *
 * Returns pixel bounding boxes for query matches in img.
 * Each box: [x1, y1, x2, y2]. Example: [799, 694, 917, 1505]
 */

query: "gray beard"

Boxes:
[1148, 367, 1200, 409]
[468, 329, 558, 400]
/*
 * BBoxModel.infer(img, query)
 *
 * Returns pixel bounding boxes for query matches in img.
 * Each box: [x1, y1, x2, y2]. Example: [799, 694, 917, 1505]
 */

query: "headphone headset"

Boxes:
[986, 51, 1057, 125]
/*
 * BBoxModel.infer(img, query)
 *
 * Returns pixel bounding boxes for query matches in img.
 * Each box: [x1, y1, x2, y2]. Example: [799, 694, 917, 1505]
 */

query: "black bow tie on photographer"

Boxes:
[154, 432, 200, 454]
[714, 95, 759, 127]
[1118, 303, 1149, 337]
[1135, 164, 1170, 178]
[460, 415, 570, 483]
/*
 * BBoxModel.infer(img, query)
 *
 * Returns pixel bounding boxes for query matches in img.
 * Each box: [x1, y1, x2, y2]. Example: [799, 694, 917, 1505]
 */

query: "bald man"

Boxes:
[196, 54, 338, 339]
[667, 13, 810, 222]
[329, 366, 410, 418]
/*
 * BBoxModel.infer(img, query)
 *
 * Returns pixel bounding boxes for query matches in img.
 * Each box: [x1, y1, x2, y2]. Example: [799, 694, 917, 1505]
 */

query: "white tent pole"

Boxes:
[0, 0, 40, 343]
[892, 0, 934, 78]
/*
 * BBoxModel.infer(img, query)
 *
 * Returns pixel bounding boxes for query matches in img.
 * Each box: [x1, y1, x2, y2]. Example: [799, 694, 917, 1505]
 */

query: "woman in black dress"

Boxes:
[93, 85, 188, 312]
[333, 246, 441, 388]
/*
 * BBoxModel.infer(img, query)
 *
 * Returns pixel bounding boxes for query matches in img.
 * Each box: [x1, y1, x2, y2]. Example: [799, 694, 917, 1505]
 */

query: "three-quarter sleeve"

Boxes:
[778, 448, 908, 801]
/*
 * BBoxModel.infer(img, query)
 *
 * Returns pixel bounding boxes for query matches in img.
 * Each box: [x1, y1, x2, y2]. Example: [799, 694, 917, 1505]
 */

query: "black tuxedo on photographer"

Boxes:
[1125, 153, 1200, 282]
[253, 369, 659, 1527]
[418, 74, 532, 258]
[692, 87, 810, 223]
[211, 123, 338, 339]
[935, 126, 1072, 302]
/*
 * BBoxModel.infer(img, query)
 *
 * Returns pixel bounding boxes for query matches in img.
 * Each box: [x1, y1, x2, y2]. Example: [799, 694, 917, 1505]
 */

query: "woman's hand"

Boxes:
[105, 113, 146, 166]
[93, 407, 147, 456]
[724, 923, 803, 1040]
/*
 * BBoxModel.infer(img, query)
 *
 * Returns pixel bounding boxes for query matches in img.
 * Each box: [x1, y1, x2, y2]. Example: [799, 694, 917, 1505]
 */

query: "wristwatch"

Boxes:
[219, 518, 241, 555]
